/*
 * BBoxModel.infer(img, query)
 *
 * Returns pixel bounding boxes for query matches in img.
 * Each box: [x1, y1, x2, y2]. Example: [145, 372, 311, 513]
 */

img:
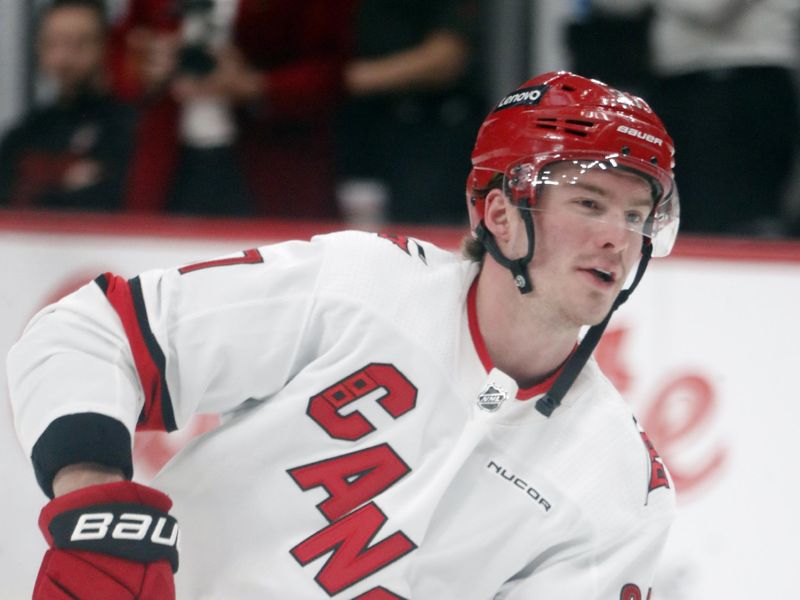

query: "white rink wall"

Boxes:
[1, 211, 799, 599]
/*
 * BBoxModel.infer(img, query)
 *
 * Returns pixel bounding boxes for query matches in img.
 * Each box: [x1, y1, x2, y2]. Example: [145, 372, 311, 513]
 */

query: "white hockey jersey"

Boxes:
[8, 230, 675, 599]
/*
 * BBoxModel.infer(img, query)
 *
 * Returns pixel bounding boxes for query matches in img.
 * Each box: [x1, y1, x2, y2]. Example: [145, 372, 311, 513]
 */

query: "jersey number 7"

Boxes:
[178, 249, 264, 275]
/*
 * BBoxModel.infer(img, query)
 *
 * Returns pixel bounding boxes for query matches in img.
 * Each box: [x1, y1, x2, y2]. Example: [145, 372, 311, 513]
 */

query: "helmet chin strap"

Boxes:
[535, 242, 653, 417]
[474, 212, 653, 417]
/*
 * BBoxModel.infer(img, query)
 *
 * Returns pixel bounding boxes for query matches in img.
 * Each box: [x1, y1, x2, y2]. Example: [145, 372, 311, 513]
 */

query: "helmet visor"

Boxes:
[501, 153, 680, 257]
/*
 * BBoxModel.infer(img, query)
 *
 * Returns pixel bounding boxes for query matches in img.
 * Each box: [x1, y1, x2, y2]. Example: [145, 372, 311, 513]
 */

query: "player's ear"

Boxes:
[483, 188, 515, 245]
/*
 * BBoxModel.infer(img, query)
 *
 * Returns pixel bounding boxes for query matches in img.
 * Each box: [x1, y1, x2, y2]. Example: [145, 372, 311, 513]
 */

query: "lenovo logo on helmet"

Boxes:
[617, 125, 663, 147]
[494, 85, 548, 111]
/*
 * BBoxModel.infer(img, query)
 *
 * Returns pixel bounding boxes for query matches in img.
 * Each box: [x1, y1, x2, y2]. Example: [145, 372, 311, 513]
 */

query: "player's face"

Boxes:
[38, 6, 105, 96]
[526, 164, 652, 328]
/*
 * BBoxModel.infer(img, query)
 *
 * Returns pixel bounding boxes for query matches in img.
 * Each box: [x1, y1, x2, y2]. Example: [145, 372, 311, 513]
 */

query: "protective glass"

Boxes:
[500, 153, 680, 257]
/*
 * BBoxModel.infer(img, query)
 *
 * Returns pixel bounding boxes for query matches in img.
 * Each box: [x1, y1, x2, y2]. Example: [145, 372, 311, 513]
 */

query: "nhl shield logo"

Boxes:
[477, 383, 508, 412]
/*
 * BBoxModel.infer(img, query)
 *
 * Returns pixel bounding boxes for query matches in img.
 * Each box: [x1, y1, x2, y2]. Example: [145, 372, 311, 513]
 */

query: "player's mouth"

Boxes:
[578, 266, 618, 288]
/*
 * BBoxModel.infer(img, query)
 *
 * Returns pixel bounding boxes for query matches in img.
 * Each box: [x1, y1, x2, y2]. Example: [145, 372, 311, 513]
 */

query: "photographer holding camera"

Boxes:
[109, 0, 355, 217]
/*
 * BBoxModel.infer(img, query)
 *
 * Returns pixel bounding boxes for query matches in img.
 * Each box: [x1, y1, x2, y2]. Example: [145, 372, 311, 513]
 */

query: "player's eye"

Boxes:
[625, 211, 645, 225]
[575, 198, 601, 211]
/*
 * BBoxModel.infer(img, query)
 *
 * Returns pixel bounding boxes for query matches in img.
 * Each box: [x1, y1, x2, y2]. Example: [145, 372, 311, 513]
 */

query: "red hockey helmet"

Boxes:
[467, 71, 679, 257]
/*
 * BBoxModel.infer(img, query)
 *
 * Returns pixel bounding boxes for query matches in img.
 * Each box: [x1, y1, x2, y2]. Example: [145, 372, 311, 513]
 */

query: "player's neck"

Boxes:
[474, 264, 578, 389]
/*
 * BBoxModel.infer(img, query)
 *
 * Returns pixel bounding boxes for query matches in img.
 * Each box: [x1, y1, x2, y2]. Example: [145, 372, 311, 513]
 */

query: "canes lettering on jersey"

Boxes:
[289, 364, 418, 596]
[620, 583, 652, 600]
[288, 444, 410, 522]
[307, 364, 417, 441]
[352, 586, 406, 599]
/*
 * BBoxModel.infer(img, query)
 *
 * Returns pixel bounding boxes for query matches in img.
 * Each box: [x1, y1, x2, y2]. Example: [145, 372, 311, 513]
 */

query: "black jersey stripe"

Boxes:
[127, 276, 177, 432]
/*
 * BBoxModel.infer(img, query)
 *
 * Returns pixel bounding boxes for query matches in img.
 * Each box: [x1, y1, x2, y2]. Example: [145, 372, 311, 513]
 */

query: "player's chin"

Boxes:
[581, 300, 616, 326]
[581, 312, 607, 327]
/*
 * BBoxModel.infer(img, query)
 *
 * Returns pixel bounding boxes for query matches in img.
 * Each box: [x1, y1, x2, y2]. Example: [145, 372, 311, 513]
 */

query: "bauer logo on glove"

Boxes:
[49, 503, 179, 571]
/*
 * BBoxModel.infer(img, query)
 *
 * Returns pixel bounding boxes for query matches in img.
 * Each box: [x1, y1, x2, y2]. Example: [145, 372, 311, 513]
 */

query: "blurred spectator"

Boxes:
[565, 0, 653, 95]
[0, 0, 135, 211]
[110, 0, 355, 217]
[594, 0, 800, 237]
[335, 0, 487, 226]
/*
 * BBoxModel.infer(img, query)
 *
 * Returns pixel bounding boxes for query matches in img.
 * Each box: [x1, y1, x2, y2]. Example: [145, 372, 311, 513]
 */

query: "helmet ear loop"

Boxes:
[475, 182, 538, 294]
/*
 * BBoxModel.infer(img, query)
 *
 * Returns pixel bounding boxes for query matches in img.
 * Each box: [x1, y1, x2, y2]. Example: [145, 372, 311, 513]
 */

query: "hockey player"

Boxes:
[8, 71, 679, 599]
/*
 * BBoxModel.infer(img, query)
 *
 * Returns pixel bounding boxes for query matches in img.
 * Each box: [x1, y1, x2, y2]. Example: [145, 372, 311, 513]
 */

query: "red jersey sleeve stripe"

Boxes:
[95, 273, 177, 432]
